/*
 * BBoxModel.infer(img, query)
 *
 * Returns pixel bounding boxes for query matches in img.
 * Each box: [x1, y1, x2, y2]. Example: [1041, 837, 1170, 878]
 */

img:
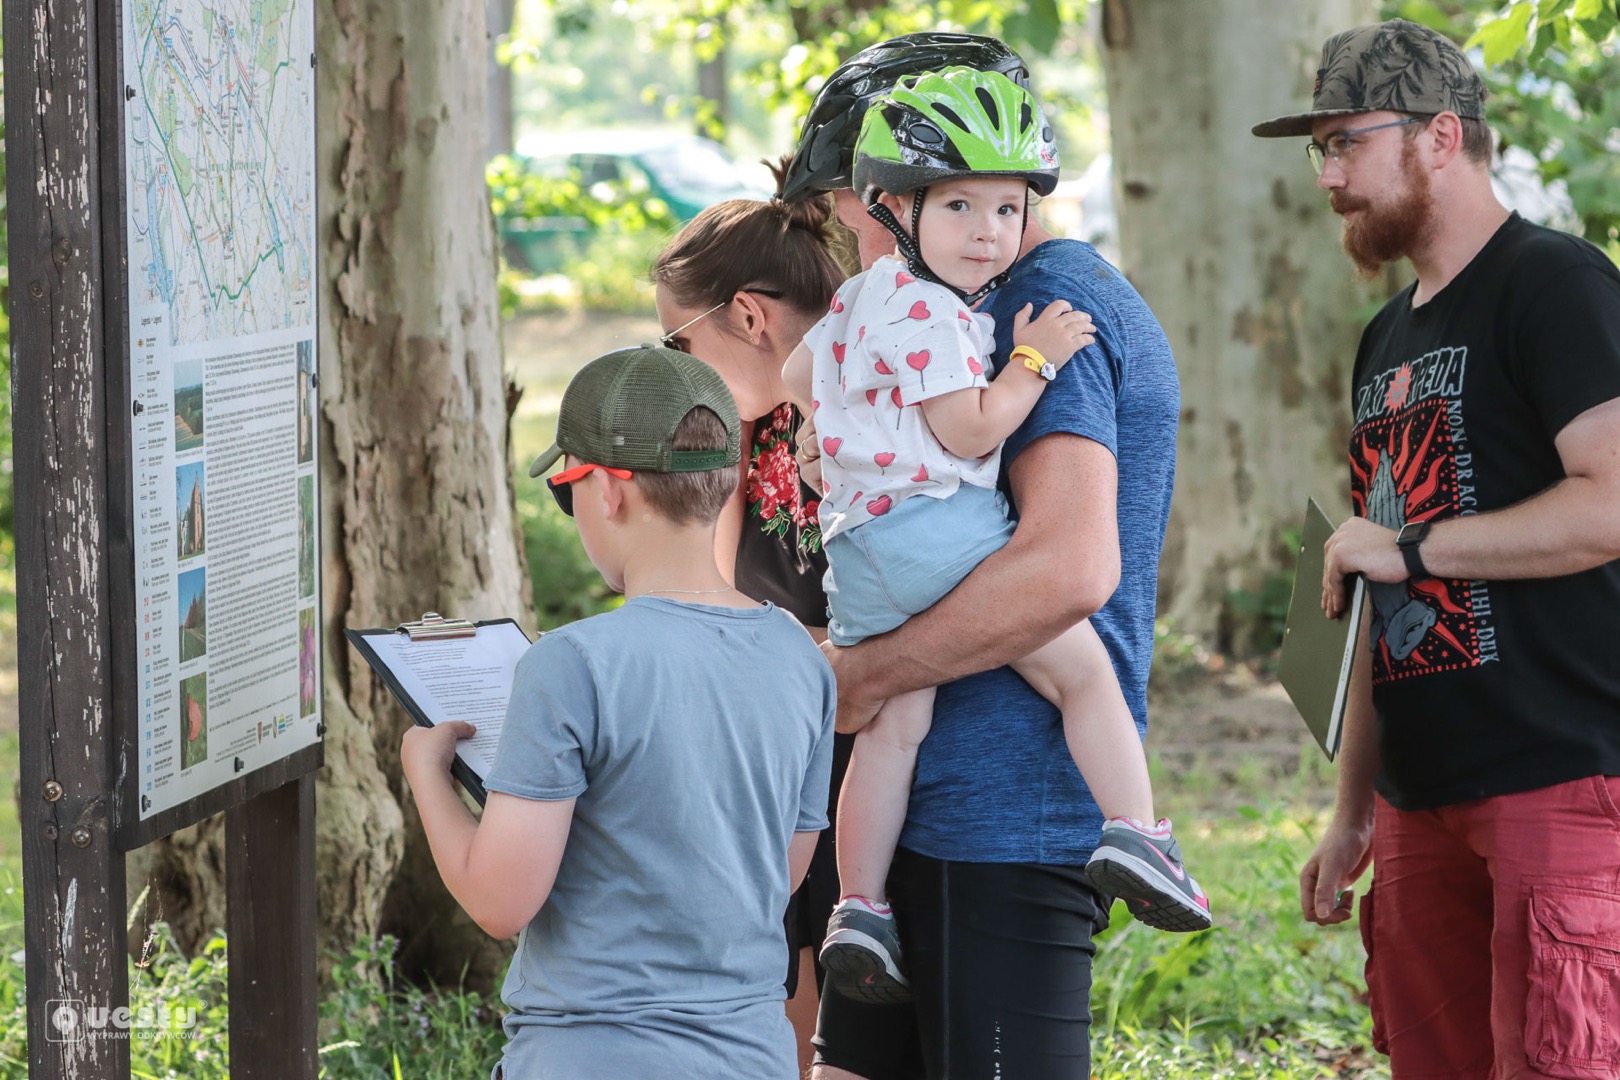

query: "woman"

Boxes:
[651, 168, 850, 1060]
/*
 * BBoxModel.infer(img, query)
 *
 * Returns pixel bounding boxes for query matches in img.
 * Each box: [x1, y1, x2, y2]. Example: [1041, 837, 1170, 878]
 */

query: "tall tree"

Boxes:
[1099, 0, 1385, 647]
[134, 0, 530, 988]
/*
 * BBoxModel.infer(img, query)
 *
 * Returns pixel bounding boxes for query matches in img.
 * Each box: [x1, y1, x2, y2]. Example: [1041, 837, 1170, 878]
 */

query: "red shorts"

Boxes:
[1362, 775, 1620, 1079]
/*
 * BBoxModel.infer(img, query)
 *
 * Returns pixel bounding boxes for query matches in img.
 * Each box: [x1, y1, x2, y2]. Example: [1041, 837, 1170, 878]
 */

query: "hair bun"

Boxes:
[767, 154, 833, 234]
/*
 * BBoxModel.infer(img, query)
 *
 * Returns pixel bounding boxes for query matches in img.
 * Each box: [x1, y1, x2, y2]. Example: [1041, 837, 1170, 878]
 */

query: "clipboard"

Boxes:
[1278, 500, 1365, 761]
[346, 614, 535, 805]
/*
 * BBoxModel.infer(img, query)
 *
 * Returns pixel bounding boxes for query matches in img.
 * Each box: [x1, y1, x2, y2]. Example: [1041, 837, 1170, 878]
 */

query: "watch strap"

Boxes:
[1400, 540, 1430, 581]
[1396, 519, 1432, 581]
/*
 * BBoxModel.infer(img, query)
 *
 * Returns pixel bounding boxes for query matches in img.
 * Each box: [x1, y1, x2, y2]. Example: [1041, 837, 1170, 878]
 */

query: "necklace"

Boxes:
[640, 585, 734, 597]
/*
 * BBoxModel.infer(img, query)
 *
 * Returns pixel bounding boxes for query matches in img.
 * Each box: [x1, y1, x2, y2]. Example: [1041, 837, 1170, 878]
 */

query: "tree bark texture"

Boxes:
[486, 0, 515, 158]
[133, 0, 531, 991]
[1099, 0, 1385, 648]
[320, 0, 530, 989]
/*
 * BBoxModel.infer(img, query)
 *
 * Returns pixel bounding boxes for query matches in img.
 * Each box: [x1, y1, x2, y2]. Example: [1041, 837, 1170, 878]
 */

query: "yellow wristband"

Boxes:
[1010, 345, 1051, 378]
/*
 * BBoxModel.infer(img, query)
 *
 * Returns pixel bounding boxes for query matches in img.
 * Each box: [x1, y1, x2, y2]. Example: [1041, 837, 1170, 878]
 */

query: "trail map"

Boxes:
[122, 0, 321, 822]
[125, 0, 314, 345]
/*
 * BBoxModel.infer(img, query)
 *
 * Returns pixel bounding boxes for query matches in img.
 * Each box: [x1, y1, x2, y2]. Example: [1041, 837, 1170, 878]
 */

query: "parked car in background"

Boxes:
[494, 130, 774, 273]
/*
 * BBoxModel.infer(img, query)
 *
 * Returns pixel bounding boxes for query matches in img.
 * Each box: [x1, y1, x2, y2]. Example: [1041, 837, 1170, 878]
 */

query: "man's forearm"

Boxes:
[1422, 474, 1620, 581]
[1331, 604, 1380, 830]
[835, 433, 1121, 704]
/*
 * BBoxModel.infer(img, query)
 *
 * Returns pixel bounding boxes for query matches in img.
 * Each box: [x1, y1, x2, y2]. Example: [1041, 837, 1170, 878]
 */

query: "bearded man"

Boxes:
[1254, 19, 1620, 1079]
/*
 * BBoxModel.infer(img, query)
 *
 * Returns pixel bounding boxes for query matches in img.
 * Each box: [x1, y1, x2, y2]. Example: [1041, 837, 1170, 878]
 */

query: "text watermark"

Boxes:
[47, 999, 202, 1043]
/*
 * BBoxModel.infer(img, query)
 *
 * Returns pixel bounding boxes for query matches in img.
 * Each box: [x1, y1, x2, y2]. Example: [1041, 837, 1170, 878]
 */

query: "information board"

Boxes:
[118, 0, 321, 832]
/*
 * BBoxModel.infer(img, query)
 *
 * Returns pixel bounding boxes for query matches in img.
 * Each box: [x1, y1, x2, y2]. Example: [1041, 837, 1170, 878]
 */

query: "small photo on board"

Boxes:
[176, 461, 206, 560]
[177, 566, 207, 663]
[299, 607, 318, 718]
[174, 359, 204, 452]
[180, 673, 208, 770]
[298, 474, 315, 599]
[296, 340, 315, 464]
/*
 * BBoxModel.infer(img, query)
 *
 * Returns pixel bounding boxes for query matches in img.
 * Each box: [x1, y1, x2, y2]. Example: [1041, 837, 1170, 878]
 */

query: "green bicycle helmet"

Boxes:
[853, 66, 1059, 200]
[853, 67, 1060, 303]
[780, 33, 1030, 203]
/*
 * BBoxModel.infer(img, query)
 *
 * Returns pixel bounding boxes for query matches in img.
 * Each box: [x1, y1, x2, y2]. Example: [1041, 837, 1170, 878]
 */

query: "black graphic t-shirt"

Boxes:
[1349, 213, 1620, 810]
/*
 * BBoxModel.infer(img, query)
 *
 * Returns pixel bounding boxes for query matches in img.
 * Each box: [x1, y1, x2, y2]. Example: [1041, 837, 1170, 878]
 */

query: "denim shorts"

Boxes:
[823, 483, 1015, 646]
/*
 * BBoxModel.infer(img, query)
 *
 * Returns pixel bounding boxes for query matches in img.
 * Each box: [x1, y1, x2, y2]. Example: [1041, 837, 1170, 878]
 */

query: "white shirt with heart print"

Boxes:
[802, 255, 1002, 542]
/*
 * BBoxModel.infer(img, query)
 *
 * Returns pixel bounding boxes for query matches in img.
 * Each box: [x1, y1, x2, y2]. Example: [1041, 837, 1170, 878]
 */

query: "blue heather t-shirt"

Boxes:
[901, 239, 1181, 865]
[485, 597, 836, 1080]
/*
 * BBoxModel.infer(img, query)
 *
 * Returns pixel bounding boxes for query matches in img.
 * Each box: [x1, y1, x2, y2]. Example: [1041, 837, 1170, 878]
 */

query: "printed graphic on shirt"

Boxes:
[1350, 346, 1499, 683]
[804, 258, 998, 541]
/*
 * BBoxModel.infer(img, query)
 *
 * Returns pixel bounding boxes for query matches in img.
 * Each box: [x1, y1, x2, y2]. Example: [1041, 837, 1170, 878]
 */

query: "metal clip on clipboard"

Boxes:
[396, 612, 477, 641]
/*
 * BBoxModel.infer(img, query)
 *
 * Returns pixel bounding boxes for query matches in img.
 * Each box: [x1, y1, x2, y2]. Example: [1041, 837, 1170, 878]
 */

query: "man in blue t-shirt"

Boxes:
[787, 39, 1182, 1080]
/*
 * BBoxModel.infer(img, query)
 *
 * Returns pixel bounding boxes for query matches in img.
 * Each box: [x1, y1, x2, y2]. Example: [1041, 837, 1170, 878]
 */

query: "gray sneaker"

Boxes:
[1085, 819, 1213, 933]
[818, 899, 913, 1005]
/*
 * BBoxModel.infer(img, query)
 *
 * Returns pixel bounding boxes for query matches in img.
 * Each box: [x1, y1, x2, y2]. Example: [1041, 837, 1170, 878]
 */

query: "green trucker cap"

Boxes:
[527, 346, 742, 478]
[1252, 19, 1484, 139]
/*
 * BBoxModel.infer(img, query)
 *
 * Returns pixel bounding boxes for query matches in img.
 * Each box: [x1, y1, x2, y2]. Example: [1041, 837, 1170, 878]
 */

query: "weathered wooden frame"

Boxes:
[5, 0, 322, 1071]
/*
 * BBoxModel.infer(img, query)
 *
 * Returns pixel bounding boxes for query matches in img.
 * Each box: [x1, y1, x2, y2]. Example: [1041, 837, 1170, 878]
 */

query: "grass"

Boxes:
[0, 712, 1383, 1076]
[1085, 747, 1385, 1080]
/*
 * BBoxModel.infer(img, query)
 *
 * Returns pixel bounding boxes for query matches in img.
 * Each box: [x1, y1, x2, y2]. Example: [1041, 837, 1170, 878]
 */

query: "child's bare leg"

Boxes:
[1009, 620, 1152, 823]
[820, 687, 935, 1005]
[1011, 621, 1212, 932]
[835, 686, 937, 904]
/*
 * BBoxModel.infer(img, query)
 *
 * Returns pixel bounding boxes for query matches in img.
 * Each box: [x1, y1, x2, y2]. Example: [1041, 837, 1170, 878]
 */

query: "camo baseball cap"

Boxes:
[527, 346, 741, 478]
[1252, 19, 1484, 138]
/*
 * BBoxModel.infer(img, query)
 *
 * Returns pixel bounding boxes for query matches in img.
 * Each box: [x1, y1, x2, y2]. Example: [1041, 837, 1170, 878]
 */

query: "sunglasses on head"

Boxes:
[546, 461, 632, 516]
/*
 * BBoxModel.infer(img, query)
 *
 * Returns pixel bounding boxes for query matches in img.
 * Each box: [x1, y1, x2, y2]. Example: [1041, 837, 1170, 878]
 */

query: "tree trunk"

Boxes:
[133, 0, 532, 992]
[1099, 0, 1386, 649]
[697, 30, 728, 140]
[487, 0, 515, 158]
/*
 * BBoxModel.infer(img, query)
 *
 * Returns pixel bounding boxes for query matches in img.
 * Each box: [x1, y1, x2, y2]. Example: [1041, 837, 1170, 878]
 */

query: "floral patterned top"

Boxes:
[748, 403, 823, 555]
[735, 403, 829, 628]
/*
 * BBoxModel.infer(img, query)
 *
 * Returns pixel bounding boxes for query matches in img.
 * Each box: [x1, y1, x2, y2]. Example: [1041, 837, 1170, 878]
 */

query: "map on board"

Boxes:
[125, 0, 315, 346]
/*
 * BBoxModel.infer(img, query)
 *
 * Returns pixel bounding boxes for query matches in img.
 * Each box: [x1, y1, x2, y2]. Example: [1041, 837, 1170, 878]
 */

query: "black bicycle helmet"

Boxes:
[779, 32, 1029, 203]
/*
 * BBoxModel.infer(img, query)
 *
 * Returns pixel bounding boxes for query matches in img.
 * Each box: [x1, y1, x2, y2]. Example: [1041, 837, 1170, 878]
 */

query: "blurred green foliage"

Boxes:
[485, 154, 678, 234]
[487, 154, 677, 314]
[1389, 0, 1620, 254]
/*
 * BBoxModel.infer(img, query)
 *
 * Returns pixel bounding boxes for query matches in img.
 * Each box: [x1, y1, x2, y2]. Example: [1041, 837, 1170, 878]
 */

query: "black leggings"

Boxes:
[812, 847, 1108, 1080]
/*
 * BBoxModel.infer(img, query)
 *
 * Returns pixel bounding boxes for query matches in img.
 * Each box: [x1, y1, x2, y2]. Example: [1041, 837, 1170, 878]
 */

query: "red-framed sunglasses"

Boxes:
[546, 462, 632, 517]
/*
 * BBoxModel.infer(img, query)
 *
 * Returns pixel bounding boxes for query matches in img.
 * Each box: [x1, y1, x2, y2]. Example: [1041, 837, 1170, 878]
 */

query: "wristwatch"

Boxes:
[1011, 346, 1056, 382]
[1395, 519, 1432, 581]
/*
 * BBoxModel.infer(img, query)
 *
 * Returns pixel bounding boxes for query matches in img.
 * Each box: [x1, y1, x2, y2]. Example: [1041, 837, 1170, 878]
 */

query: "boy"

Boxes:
[401, 346, 836, 1079]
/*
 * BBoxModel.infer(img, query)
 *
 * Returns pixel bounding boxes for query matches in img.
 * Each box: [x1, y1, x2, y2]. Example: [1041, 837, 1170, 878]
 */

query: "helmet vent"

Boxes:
[933, 103, 970, 133]
[974, 87, 1001, 130]
[1020, 102, 1034, 132]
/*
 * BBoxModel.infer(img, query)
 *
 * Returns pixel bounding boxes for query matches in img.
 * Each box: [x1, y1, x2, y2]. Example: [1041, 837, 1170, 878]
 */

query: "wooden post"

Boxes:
[226, 775, 318, 1080]
[6, 0, 131, 1070]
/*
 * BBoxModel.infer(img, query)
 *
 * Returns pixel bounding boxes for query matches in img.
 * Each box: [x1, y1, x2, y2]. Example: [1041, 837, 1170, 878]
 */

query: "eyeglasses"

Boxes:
[546, 461, 632, 516]
[657, 289, 786, 353]
[659, 301, 727, 352]
[1306, 116, 1427, 175]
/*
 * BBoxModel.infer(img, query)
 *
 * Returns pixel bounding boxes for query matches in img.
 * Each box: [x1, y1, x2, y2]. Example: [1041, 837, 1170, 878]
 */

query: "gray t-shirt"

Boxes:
[485, 597, 836, 1080]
